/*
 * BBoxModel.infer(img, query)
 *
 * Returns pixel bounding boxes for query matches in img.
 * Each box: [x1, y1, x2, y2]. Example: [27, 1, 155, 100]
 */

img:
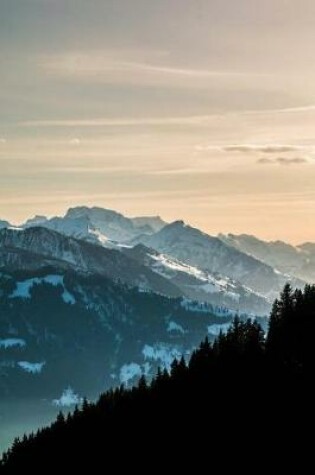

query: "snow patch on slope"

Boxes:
[53, 387, 83, 407]
[10, 275, 76, 304]
[149, 252, 242, 298]
[167, 321, 186, 334]
[150, 253, 207, 279]
[17, 361, 45, 374]
[88, 227, 110, 246]
[119, 362, 151, 385]
[0, 338, 26, 349]
[142, 344, 182, 370]
[180, 298, 212, 314]
[120, 363, 142, 384]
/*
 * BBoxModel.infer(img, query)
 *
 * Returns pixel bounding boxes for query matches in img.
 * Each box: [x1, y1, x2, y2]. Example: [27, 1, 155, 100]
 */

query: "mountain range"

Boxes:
[1, 206, 309, 310]
[0, 205, 314, 452]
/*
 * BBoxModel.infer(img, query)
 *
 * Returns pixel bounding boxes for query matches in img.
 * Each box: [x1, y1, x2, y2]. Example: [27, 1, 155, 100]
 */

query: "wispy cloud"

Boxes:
[275, 157, 308, 165]
[40, 51, 265, 91]
[257, 157, 308, 165]
[222, 144, 306, 154]
[195, 143, 315, 155]
[110, 62, 239, 78]
[0, 138, 6, 144]
[244, 105, 315, 115]
[20, 116, 213, 128]
[42, 53, 249, 79]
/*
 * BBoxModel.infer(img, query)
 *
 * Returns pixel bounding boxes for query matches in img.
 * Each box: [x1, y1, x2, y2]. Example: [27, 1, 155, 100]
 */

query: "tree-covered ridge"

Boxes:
[268, 283, 315, 371]
[1, 284, 315, 471]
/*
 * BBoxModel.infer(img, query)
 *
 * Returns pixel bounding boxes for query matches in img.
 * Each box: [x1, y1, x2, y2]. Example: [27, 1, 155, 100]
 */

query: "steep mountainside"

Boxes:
[135, 221, 303, 299]
[122, 244, 270, 314]
[0, 227, 181, 298]
[0, 226, 271, 314]
[0, 269, 231, 399]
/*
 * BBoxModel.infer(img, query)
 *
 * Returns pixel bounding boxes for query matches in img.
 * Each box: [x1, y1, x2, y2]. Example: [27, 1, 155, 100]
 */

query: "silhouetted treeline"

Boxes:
[1, 284, 315, 471]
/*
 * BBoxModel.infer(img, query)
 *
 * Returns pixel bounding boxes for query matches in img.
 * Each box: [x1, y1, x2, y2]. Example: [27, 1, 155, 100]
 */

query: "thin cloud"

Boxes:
[0, 138, 7, 144]
[114, 62, 241, 78]
[20, 116, 213, 128]
[257, 157, 308, 165]
[223, 144, 305, 154]
[243, 105, 315, 115]
[275, 157, 308, 165]
[40, 52, 266, 91]
[195, 143, 314, 154]
[42, 53, 251, 80]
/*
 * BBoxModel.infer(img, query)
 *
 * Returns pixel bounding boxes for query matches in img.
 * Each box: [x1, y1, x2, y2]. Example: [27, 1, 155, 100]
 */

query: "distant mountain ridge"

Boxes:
[0, 206, 311, 311]
[220, 233, 315, 282]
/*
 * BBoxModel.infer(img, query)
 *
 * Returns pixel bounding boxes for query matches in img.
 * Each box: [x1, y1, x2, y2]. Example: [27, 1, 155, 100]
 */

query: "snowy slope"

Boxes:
[134, 221, 305, 300]
[123, 244, 270, 314]
[0, 227, 182, 298]
[10, 274, 76, 304]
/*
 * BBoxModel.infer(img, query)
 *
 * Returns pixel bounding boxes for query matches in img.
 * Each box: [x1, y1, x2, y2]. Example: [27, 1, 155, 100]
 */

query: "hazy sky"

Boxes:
[1, 0, 315, 243]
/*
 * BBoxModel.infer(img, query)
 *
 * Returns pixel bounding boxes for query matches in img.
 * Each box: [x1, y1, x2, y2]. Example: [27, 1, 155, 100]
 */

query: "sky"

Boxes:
[1, 0, 315, 243]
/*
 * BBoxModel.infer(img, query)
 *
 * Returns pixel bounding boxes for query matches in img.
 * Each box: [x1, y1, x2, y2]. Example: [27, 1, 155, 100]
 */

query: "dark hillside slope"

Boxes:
[2, 284, 315, 471]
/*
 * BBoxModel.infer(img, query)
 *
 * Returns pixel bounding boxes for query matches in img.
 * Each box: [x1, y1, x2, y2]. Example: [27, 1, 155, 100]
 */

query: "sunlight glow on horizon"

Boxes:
[1, 0, 315, 243]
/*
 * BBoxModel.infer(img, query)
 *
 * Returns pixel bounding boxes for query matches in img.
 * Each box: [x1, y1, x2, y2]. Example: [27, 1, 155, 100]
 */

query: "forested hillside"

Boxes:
[1, 283, 314, 471]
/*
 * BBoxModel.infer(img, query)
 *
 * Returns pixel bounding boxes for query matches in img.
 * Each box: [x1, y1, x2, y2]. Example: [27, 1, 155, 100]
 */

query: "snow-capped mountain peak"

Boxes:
[17, 206, 167, 247]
